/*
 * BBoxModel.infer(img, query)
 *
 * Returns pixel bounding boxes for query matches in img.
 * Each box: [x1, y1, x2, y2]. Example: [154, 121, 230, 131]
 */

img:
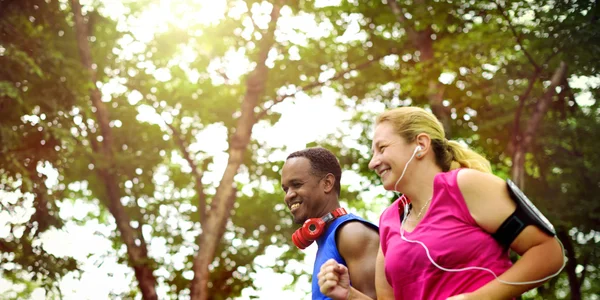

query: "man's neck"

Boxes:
[316, 197, 341, 219]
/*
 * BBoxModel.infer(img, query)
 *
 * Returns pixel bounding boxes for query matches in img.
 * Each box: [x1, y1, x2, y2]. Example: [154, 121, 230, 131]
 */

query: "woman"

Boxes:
[318, 107, 564, 300]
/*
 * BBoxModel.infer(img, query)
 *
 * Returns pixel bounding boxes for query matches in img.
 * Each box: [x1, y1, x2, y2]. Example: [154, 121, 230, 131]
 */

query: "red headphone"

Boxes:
[292, 208, 348, 250]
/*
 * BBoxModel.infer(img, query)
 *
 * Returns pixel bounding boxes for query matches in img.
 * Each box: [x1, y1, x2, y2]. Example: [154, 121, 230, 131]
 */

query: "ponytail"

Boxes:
[446, 140, 491, 173]
[377, 107, 492, 174]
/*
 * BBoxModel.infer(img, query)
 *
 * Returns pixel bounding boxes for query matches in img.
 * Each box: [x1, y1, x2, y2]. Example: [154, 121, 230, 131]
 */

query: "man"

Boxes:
[281, 147, 380, 299]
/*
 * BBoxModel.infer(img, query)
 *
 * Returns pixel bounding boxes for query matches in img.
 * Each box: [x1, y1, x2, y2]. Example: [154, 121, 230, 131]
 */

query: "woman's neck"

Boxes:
[402, 163, 442, 208]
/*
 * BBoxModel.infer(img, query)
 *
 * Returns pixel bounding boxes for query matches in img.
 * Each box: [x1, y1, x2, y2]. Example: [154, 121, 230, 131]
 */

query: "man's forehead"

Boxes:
[281, 157, 312, 180]
[284, 156, 311, 168]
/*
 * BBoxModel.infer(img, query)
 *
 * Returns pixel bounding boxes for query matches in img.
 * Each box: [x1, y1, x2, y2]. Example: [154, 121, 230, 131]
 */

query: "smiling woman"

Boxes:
[318, 107, 565, 300]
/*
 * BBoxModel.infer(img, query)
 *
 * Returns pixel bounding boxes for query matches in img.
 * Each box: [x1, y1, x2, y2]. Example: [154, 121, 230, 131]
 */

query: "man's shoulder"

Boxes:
[335, 218, 379, 257]
[338, 214, 378, 232]
[336, 219, 379, 242]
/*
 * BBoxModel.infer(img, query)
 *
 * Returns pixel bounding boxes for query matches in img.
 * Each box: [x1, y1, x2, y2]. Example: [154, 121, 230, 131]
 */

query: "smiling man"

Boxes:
[281, 147, 379, 299]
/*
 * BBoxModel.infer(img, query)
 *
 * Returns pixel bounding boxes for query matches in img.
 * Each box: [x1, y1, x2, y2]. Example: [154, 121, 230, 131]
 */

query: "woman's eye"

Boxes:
[380, 146, 386, 152]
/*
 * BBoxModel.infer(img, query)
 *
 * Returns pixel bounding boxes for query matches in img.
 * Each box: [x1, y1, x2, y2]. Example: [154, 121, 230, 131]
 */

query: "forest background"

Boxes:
[0, 0, 599, 299]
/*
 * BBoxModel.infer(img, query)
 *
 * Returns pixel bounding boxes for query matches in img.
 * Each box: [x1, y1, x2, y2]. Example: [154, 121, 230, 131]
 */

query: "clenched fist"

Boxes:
[318, 259, 351, 300]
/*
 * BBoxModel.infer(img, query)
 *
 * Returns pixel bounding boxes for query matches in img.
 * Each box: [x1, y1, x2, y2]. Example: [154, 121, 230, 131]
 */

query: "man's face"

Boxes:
[281, 157, 326, 224]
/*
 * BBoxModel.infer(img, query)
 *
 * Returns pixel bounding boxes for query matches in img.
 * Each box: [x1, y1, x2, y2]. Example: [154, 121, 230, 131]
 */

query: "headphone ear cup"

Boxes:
[292, 229, 312, 249]
[301, 218, 326, 240]
[292, 210, 348, 250]
[292, 218, 326, 249]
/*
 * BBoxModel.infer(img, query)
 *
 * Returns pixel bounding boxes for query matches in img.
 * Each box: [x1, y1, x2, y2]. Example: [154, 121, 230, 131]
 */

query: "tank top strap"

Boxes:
[432, 168, 478, 227]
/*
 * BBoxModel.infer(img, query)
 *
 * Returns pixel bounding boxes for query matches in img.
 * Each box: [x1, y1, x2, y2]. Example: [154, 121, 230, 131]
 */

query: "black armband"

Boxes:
[492, 179, 556, 247]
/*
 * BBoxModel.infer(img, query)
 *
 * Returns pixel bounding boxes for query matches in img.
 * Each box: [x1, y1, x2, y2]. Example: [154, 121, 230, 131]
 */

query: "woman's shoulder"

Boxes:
[456, 168, 504, 193]
[379, 198, 401, 224]
[434, 168, 502, 191]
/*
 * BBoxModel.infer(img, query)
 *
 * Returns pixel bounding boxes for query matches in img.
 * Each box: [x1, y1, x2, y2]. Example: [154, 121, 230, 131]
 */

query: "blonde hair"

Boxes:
[376, 107, 491, 173]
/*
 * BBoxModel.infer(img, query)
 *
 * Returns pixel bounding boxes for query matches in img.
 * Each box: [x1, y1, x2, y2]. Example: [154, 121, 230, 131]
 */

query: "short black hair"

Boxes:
[286, 147, 342, 196]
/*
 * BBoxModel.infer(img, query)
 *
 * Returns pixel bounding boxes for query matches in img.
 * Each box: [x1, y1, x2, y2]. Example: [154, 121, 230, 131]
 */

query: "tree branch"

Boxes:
[521, 61, 568, 147]
[563, 79, 579, 110]
[511, 69, 541, 151]
[70, 0, 157, 298]
[0, 201, 13, 214]
[387, 0, 408, 23]
[255, 49, 399, 120]
[591, 0, 599, 24]
[166, 122, 208, 226]
[542, 45, 565, 67]
[557, 228, 583, 299]
[511, 62, 568, 188]
[190, 2, 283, 299]
[387, 0, 421, 42]
[578, 249, 593, 289]
[130, 186, 149, 252]
[496, 1, 541, 71]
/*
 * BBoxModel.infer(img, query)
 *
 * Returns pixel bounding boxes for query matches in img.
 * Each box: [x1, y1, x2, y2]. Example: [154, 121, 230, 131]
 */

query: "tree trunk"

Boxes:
[188, 4, 282, 300]
[509, 71, 540, 175]
[557, 229, 582, 300]
[511, 62, 567, 189]
[70, 1, 158, 299]
[168, 123, 208, 225]
[386, 0, 451, 135]
[511, 142, 527, 189]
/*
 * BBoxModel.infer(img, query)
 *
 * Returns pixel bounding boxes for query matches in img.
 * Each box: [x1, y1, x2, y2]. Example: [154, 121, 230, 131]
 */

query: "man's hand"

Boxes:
[318, 259, 350, 300]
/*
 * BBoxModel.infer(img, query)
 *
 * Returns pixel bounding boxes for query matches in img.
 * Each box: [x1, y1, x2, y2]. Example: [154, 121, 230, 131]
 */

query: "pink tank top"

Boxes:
[379, 169, 512, 299]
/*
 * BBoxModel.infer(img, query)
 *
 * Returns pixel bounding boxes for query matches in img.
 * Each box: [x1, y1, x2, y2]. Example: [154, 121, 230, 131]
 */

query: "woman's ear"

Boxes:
[415, 133, 432, 159]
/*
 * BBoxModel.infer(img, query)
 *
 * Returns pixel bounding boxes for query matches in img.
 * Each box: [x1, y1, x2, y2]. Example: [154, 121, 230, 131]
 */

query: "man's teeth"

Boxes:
[290, 203, 300, 210]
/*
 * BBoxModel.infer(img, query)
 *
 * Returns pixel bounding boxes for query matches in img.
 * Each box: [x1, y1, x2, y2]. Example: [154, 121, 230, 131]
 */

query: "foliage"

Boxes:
[0, 0, 598, 299]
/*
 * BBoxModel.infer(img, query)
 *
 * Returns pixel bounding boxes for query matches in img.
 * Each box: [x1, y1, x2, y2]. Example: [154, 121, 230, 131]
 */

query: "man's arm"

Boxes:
[336, 221, 380, 299]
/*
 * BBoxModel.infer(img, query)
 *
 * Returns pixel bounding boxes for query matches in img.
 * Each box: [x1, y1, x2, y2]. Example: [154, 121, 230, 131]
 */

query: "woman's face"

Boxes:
[368, 122, 415, 191]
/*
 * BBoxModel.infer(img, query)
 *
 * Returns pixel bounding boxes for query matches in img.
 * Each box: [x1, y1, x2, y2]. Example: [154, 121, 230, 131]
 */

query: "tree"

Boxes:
[2, 0, 386, 298]
[0, 0, 82, 297]
[1, 0, 598, 299]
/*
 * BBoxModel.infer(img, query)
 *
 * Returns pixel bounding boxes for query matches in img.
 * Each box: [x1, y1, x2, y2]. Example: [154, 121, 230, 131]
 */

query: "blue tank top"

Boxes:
[311, 213, 378, 300]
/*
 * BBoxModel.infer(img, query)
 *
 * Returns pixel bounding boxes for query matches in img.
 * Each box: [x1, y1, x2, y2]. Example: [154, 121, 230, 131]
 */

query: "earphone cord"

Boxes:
[393, 146, 420, 195]
[399, 206, 568, 285]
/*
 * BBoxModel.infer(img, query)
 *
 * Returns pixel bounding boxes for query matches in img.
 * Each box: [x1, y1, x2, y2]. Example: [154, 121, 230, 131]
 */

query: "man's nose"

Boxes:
[284, 189, 296, 203]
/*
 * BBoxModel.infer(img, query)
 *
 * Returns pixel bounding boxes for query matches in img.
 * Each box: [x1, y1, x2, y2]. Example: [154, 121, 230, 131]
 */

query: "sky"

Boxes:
[1, 0, 599, 299]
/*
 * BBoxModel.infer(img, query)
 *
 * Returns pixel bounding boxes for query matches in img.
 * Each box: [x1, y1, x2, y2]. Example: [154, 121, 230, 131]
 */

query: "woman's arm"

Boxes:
[375, 245, 395, 300]
[453, 169, 564, 299]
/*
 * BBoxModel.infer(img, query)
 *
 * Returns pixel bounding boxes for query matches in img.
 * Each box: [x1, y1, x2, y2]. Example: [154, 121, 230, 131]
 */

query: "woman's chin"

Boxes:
[382, 180, 396, 192]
